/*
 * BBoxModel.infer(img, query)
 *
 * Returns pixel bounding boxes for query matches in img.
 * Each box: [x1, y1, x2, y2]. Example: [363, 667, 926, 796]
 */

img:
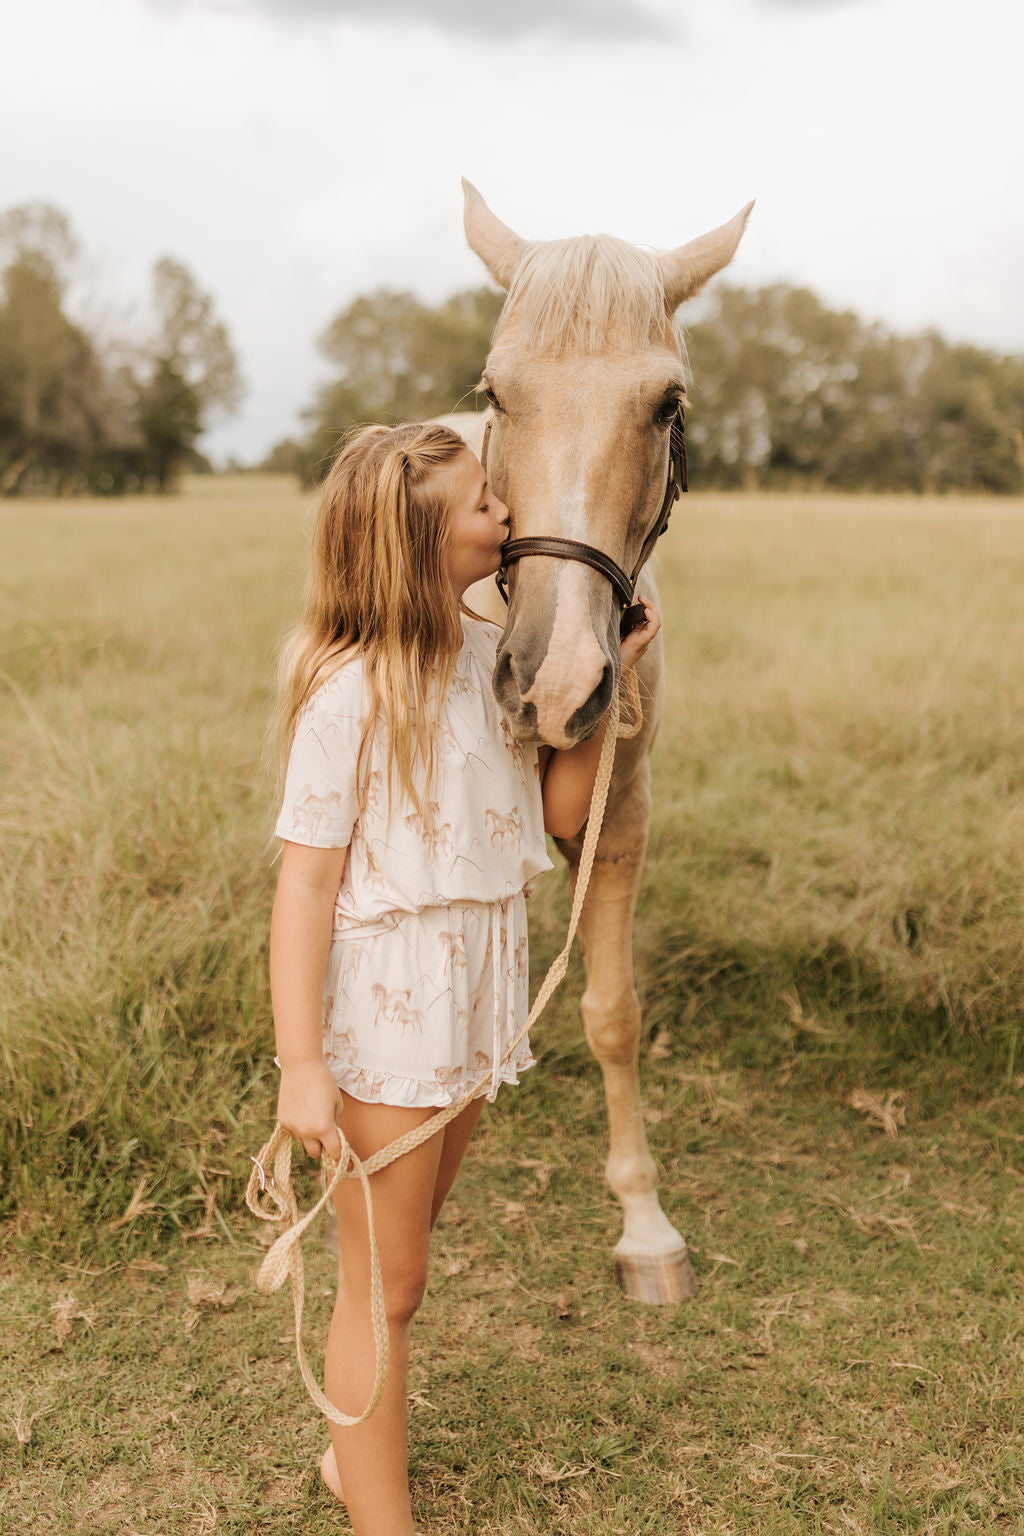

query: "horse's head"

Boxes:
[463, 180, 753, 749]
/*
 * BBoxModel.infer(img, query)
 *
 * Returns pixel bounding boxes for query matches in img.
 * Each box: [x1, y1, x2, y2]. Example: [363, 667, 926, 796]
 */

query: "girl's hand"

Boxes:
[276, 1059, 345, 1162]
[620, 599, 661, 671]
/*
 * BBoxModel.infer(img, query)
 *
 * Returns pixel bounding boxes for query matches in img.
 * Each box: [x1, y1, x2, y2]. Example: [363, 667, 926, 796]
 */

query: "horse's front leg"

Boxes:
[559, 767, 699, 1304]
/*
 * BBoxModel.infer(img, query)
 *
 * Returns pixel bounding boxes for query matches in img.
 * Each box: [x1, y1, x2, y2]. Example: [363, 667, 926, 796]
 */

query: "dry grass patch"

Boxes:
[3, 482, 1024, 1530]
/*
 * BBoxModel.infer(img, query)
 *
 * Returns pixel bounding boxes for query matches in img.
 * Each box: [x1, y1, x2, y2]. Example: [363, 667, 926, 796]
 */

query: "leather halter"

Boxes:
[487, 404, 687, 639]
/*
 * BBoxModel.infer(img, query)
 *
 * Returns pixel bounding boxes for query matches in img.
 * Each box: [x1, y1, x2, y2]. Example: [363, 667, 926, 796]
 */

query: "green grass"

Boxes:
[2, 1071, 1022, 1533]
[645, 491, 1024, 1076]
[2, 478, 1023, 1532]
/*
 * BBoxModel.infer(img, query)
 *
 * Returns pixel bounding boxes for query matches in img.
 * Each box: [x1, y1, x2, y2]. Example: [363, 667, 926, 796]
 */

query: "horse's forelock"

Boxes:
[498, 235, 668, 356]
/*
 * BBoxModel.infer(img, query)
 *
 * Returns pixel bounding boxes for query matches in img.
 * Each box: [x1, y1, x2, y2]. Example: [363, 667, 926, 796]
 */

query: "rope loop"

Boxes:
[246, 1125, 391, 1425]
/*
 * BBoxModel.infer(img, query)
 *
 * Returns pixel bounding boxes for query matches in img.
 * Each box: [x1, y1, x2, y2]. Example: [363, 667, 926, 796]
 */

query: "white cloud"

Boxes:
[150, 0, 675, 41]
[2, 0, 1021, 461]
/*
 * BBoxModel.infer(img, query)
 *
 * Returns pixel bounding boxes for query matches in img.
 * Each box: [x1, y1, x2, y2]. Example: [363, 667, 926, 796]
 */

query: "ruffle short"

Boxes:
[321, 891, 534, 1108]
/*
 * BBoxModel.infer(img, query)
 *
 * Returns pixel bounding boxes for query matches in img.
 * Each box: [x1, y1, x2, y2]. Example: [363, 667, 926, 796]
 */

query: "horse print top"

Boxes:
[275, 616, 552, 929]
[275, 617, 551, 1106]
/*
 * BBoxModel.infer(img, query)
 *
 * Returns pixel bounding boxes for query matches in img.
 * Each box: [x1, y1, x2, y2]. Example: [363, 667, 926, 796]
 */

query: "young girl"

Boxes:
[270, 421, 660, 1535]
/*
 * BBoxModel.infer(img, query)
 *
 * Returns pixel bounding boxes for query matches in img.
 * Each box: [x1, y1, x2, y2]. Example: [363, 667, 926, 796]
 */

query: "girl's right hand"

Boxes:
[276, 1059, 345, 1162]
[620, 598, 662, 671]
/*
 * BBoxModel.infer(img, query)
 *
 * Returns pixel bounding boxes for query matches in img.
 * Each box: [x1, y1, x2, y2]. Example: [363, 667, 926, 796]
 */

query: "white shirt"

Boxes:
[275, 617, 552, 937]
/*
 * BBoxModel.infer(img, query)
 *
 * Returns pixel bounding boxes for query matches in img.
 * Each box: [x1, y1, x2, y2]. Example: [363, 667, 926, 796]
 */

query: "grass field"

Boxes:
[1, 476, 1023, 1534]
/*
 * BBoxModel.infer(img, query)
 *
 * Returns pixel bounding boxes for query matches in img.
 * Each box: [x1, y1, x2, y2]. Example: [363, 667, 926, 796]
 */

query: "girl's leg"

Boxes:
[323, 1094, 485, 1524]
[430, 1096, 485, 1228]
[325, 1093, 444, 1536]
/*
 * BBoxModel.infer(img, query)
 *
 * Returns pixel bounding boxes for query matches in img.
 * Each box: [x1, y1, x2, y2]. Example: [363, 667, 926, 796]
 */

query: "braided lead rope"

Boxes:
[247, 1127, 390, 1424]
[248, 682, 632, 1424]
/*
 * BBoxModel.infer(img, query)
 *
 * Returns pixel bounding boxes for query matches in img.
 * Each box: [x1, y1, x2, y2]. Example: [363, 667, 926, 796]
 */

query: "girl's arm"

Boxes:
[270, 839, 348, 1160]
[540, 600, 661, 839]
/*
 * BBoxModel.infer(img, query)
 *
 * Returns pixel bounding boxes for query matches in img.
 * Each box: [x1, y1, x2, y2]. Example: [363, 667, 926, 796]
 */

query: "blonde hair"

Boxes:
[276, 421, 469, 823]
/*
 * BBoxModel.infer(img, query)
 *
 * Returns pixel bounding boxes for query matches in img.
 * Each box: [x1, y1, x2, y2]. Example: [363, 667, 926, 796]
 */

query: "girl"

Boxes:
[270, 421, 660, 1535]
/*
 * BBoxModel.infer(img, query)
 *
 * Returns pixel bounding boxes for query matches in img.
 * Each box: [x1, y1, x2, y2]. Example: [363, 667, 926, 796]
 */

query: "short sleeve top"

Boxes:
[275, 617, 553, 934]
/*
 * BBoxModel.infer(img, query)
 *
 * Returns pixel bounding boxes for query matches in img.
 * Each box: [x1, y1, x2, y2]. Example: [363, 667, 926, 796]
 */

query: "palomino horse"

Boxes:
[443, 182, 753, 1303]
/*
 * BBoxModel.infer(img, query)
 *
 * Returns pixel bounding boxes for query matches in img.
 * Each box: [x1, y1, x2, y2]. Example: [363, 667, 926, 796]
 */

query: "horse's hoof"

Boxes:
[614, 1246, 699, 1303]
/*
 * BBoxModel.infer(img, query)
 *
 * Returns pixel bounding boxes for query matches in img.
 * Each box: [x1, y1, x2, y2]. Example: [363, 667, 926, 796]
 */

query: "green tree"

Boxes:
[685, 285, 1024, 493]
[294, 285, 503, 482]
[138, 257, 242, 489]
[0, 207, 119, 494]
[915, 339, 1024, 493]
[684, 285, 868, 488]
[134, 359, 203, 492]
[0, 206, 244, 495]
[0, 202, 77, 288]
[276, 276, 1024, 495]
[150, 256, 242, 415]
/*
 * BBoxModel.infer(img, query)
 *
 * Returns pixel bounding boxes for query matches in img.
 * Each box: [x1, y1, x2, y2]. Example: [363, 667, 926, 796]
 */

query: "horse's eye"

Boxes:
[483, 385, 504, 413]
[654, 395, 682, 426]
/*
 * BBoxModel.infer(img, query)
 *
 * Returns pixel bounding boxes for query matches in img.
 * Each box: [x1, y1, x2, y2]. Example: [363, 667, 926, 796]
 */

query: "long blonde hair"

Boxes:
[276, 422, 470, 823]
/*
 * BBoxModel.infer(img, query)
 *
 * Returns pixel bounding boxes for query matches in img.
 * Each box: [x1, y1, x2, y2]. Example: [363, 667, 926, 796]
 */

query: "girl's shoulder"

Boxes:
[297, 651, 368, 730]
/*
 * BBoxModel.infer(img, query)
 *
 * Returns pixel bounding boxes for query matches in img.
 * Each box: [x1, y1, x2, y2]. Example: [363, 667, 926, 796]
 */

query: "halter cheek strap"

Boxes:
[487, 405, 688, 639]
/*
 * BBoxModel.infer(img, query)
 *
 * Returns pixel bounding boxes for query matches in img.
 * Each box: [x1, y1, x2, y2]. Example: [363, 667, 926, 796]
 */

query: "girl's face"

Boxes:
[442, 448, 510, 596]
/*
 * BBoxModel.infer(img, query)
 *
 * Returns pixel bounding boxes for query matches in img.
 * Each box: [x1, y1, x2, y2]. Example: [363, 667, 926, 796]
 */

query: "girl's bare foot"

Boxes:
[319, 1443, 345, 1502]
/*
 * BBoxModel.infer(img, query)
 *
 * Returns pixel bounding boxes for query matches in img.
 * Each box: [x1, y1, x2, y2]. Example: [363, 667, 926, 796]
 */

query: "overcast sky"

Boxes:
[4, 0, 1021, 462]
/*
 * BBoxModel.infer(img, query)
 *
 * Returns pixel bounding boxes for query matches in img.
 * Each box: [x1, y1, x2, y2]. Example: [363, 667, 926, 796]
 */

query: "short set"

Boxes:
[275, 618, 551, 1108]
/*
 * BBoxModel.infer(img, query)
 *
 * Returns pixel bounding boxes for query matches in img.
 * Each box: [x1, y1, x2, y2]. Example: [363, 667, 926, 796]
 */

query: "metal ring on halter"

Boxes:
[249, 1155, 270, 1194]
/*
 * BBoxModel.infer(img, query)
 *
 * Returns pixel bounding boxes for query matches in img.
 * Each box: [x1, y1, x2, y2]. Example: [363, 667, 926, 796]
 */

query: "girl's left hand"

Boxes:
[620, 599, 661, 671]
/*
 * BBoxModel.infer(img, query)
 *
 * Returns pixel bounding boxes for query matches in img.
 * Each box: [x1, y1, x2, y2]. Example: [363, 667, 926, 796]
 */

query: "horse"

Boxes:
[441, 181, 753, 1303]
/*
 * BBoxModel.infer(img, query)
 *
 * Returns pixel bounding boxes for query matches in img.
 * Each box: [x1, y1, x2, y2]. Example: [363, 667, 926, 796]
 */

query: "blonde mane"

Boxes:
[498, 234, 669, 355]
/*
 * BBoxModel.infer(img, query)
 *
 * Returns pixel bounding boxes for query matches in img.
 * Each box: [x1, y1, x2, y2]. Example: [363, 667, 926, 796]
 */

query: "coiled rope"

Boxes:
[247, 674, 639, 1425]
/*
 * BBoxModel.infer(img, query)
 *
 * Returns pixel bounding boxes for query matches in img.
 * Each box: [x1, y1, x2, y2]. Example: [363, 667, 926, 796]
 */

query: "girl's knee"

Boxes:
[383, 1260, 429, 1324]
[339, 1260, 428, 1326]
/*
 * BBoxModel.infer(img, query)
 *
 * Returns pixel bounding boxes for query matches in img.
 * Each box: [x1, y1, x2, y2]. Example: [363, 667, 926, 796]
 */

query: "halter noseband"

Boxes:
[487, 404, 687, 639]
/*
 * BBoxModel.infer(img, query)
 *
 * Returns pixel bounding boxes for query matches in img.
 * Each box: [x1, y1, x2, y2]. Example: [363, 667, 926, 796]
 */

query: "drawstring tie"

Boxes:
[488, 900, 515, 1102]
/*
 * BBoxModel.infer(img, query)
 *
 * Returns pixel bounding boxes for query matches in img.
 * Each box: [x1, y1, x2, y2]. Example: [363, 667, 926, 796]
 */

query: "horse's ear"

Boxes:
[462, 179, 530, 292]
[658, 201, 755, 312]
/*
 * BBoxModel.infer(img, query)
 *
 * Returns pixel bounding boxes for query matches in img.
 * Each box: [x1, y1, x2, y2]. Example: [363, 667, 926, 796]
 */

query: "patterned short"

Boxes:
[321, 891, 534, 1108]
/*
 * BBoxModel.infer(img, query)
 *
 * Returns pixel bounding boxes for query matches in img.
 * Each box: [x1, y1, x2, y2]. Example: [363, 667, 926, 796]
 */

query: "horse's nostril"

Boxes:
[495, 646, 530, 697]
[566, 662, 615, 741]
[595, 661, 614, 713]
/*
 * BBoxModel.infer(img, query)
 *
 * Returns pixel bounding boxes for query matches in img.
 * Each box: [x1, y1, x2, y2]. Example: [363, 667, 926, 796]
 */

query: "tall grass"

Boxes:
[642, 493, 1024, 1074]
[0, 476, 305, 1246]
[2, 479, 1022, 1254]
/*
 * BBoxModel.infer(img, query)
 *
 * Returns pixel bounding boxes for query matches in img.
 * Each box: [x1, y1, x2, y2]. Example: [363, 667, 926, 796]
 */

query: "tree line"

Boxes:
[684, 285, 1024, 494]
[0, 203, 241, 495]
[3, 199, 1022, 496]
[271, 283, 1024, 495]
